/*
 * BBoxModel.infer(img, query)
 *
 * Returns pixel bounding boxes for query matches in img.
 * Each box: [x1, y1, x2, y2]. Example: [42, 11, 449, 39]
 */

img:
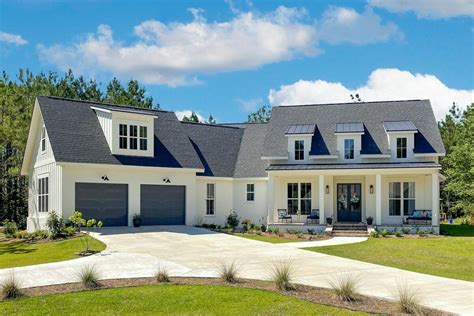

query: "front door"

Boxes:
[337, 183, 362, 222]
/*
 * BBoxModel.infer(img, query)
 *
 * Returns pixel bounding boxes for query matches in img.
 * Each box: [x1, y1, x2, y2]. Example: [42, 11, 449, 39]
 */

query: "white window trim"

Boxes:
[287, 182, 312, 215]
[389, 181, 415, 216]
[396, 137, 408, 159]
[40, 125, 46, 154]
[118, 123, 148, 152]
[205, 183, 216, 217]
[343, 138, 355, 160]
[246, 183, 255, 202]
[294, 140, 304, 161]
[38, 173, 49, 213]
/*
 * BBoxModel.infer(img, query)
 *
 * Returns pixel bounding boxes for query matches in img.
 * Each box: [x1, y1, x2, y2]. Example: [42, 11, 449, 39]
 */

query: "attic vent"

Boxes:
[285, 124, 316, 135]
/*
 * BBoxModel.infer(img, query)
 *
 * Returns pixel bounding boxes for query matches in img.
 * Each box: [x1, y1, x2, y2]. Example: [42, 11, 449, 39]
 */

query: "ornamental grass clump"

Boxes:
[1, 272, 23, 300]
[329, 273, 360, 302]
[77, 265, 101, 289]
[395, 283, 423, 315]
[218, 261, 240, 283]
[155, 265, 170, 283]
[271, 261, 295, 291]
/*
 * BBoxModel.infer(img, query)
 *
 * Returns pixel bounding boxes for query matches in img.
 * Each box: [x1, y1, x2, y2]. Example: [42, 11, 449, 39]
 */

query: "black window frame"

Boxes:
[396, 137, 407, 158]
[246, 183, 255, 201]
[129, 125, 138, 150]
[294, 140, 304, 161]
[139, 126, 147, 151]
[344, 138, 355, 160]
[206, 183, 215, 215]
[119, 124, 128, 149]
[38, 176, 49, 213]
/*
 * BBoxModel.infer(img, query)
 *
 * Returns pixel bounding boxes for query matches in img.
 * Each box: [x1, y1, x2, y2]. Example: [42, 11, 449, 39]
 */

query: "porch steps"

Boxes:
[331, 223, 368, 237]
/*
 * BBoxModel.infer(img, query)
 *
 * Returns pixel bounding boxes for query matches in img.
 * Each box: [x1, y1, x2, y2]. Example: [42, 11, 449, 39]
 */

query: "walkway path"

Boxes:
[1, 226, 472, 315]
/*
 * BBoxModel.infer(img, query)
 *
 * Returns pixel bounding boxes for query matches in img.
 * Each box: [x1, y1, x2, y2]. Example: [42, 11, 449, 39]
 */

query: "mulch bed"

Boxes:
[4, 277, 451, 315]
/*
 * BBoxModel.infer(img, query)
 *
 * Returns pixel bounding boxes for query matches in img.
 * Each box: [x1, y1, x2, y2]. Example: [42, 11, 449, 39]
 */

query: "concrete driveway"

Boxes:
[1, 226, 473, 315]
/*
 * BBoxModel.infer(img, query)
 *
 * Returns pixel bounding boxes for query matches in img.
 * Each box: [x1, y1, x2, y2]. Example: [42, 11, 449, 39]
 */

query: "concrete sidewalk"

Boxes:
[1, 226, 472, 315]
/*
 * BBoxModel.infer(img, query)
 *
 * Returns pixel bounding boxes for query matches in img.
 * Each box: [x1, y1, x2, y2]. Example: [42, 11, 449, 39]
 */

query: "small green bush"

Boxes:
[33, 230, 50, 240]
[307, 228, 315, 235]
[64, 226, 76, 236]
[394, 283, 423, 314]
[77, 265, 101, 289]
[218, 261, 240, 283]
[369, 230, 379, 238]
[226, 210, 240, 231]
[14, 230, 31, 239]
[1, 273, 23, 300]
[395, 230, 402, 237]
[271, 261, 295, 291]
[402, 228, 410, 234]
[380, 229, 389, 237]
[454, 216, 471, 225]
[46, 211, 65, 238]
[286, 228, 298, 234]
[2, 220, 18, 237]
[329, 274, 360, 302]
[261, 224, 267, 232]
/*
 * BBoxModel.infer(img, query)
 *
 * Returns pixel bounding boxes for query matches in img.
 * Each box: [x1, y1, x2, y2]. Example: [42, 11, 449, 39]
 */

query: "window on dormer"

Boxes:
[41, 125, 46, 152]
[397, 137, 407, 158]
[295, 140, 304, 160]
[119, 124, 127, 149]
[129, 125, 138, 150]
[139, 126, 147, 150]
[344, 139, 354, 159]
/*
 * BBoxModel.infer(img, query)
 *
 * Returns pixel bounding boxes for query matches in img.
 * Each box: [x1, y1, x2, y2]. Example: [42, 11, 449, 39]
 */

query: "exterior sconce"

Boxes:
[370, 185, 374, 194]
[163, 177, 171, 183]
[101, 175, 109, 181]
[325, 185, 330, 194]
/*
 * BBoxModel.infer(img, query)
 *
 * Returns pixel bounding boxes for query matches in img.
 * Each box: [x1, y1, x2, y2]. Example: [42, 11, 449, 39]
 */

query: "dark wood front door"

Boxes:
[337, 183, 362, 222]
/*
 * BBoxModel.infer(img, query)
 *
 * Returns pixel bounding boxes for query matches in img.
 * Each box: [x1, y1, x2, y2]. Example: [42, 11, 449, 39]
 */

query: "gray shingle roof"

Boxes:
[232, 123, 268, 178]
[37, 96, 204, 169]
[267, 162, 441, 171]
[383, 120, 417, 132]
[335, 122, 364, 133]
[263, 100, 445, 157]
[180, 122, 243, 177]
[285, 124, 315, 135]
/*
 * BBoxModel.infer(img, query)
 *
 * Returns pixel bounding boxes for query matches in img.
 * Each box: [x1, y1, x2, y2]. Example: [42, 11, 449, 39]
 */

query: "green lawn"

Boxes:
[0, 284, 366, 315]
[0, 235, 106, 269]
[307, 236, 474, 281]
[232, 233, 302, 243]
[440, 223, 474, 236]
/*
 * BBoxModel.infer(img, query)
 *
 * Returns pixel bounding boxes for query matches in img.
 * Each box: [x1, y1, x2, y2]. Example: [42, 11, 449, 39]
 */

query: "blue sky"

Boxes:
[1, 0, 473, 122]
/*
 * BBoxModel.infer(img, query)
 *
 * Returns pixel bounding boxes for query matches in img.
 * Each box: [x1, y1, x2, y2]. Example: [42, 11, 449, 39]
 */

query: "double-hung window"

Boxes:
[294, 140, 304, 160]
[287, 183, 299, 215]
[389, 182, 415, 216]
[344, 139, 354, 159]
[38, 176, 49, 213]
[119, 124, 128, 149]
[396, 137, 407, 158]
[300, 183, 312, 215]
[41, 126, 46, 152]
[139, 126, 147, 150]
[246, 184, 255, 201]
[206, 183, 215, 215]
[129, 125, 138, 150]
[287, 183, 312, 215]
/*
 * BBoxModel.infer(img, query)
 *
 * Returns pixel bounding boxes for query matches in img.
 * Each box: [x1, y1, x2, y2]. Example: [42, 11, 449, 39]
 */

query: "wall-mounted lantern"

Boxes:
[163, 177, 171, 184]
[101, 175, 110, 181]
[325, 185, 330, 194]
[370, 185, 374, 194]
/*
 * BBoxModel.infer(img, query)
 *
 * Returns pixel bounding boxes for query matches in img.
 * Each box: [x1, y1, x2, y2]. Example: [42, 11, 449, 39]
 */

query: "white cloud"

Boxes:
[236, 97, 263, 112]
[0, 31, 27, 46]
[38, 7, 317, 86]
[175, 110, 206, 122]
[268, 68, 473, 120]
[369, 0, 474, 19]
[317, 6, 402, 44]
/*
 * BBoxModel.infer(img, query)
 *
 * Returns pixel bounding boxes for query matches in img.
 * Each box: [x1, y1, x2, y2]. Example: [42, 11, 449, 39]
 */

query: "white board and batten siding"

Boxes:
[95, 110, 113, 151]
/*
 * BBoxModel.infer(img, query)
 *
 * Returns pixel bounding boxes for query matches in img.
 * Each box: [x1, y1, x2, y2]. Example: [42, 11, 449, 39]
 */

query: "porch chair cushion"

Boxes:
[307, 209, 319, 220]
[278, 209, 292, 219]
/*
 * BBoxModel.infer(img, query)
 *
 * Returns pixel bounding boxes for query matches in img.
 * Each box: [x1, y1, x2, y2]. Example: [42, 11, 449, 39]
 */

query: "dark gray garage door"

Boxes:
[75, 183, 128, 226]
[140, 185, 185, 225]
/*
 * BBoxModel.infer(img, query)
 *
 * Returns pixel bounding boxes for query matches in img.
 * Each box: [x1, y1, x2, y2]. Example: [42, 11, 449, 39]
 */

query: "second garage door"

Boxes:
[140, 185, 185, 225]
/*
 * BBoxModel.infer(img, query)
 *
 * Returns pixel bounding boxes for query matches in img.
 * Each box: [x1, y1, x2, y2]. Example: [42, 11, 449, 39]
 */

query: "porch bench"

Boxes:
[405, 210, 432, 225]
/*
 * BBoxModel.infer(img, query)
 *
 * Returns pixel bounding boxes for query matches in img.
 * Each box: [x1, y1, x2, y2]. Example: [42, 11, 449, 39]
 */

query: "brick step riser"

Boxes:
[332, 227, 367, 231]
[331, 233, 368, 237]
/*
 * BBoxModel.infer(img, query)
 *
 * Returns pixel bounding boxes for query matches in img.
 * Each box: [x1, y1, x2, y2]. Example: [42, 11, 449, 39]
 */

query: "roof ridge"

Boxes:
[220, 122, 268, 125]
[37, 95, 169, 113]
[181, 121, 243, 129]
[274, 99, 429, 108]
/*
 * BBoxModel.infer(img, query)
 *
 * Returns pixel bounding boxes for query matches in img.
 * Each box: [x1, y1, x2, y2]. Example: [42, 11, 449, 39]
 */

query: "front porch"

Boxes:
[266, 168, 441, 232]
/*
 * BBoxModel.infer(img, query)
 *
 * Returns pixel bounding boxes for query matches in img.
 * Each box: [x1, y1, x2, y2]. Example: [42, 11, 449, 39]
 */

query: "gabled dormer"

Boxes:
[383, 121, 417, 160]
[92, 106, 156, 157]
[335, 122, 364, 161]
[285, 124, 315, 163]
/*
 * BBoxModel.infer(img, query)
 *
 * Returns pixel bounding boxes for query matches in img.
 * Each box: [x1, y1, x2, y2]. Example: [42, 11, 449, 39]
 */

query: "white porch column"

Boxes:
[375, 174, 382, 225]
[432, 173, 440, 226]
[319, 175, 325, 225]
[267, 173, 274, 224]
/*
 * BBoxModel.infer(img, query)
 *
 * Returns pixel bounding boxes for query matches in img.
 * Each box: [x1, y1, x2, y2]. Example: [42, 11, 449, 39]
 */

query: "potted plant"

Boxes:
[133, 213, 142, 227]
[366, 216, 374, 226]
[326, 217, 333, 225]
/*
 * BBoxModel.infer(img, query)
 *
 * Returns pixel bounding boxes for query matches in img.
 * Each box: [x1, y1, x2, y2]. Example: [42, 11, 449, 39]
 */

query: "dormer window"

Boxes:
[118, 123, 148, 151]
[119, 124, 128, 149]
[344, 139, 354, 159]
[397, 137, 407, 158]
[130, 125, 138, 150]
[140, 126, 148, 150]
[41, 125, 46, 152]
[295, 140, 304, 160]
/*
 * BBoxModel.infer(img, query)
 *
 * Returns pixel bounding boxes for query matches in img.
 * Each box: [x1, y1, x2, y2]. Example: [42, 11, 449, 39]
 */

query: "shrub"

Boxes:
[307, 228, 315, 235]
[369, 230, 379, 238]
[1, 272, 23, 300]
[64, 226, 76, 237]
[297, 232, 304, 239]
[155, 265, 170, 283]
[329, 274, 360, 302]
[402, 228, 410, 234]
[286, 228, 298, 234]
[394, 283, 423, 314]
[395, 230, 402, 237]
[271, 261, 295, 291]
[226, 211, 239, 231]
[68, 212, 103, 254]
[2, 220, 18, 237]
[46, 211, 65, 238]
[33, 230, 49, 240]
[417, 228, 426, 237]
[77, 265, 101, 289]
[454, 216, 471, 225]
[380, 229, 389, 237]
[14, 230, 31, 239]
[218, 261, 240, 283]
[261, 224, 267, 233]
[208, 223, 217, 230]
